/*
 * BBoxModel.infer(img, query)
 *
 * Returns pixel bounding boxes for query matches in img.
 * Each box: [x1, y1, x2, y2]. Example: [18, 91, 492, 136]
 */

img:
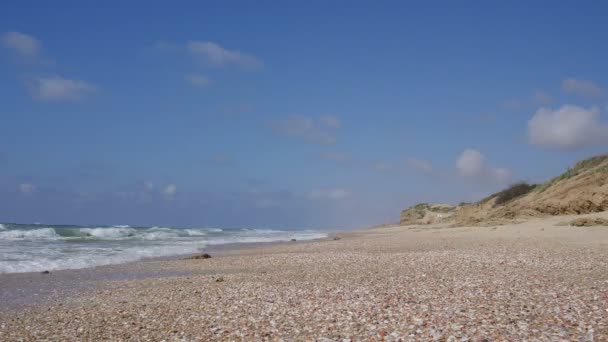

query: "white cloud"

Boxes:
[185, 73, 212, 87]
[19, 183, 35, 194]
[456, 149, 484, 177]
[456, 149, 511, 184]
[308, 188, 351, 201]
[187, 41, 262, 70]
[162, 184, 177, 196]
[2, 33, 95, 101]
[528, 105, 608, 150]
[407, 158, 433, 174]
[1, 31, 40, 58]
[319, 115, 341, 128]
[562, 78, 604, 98]
[26, 76, 96, 102]
[271, 115, 338, 144]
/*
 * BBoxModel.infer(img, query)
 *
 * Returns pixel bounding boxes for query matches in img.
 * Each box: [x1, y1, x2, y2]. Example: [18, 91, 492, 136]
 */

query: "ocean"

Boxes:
[0, 223, 328, 274]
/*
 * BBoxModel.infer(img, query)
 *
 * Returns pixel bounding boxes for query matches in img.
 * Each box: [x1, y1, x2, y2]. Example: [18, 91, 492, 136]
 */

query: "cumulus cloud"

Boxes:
[528, 105, 608, 150]
[187, 41, 262, 70]
[456, 150, 484, 177]
[19, 183, 36, 194]
[271, 115, 339, 144]
[456, 149, 511, 184]
[562, 78, 604, 98]
[407, 158, 433, 174]
[162, 184, 177, 196]
[2, 34, 94, 100]
[308, 188, 351, 201]
[184, 73, 212, 87]
[1, 31, 40, 58]
[26, 76, 96, 102]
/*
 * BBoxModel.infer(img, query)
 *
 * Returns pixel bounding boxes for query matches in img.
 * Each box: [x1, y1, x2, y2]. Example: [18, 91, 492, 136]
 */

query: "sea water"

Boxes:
[0, 223, 327, 273]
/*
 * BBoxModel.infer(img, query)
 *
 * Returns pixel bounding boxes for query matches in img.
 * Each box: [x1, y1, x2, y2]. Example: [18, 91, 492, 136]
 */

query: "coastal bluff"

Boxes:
[399, 203, 455, 225]
[398, 153, 608, 227]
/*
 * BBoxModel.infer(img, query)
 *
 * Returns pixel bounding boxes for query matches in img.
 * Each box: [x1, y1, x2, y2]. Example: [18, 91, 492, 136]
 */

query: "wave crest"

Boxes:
[183, 229, 207, 236]
[78, 227, 138, 239]
[0, 228, 59, 240]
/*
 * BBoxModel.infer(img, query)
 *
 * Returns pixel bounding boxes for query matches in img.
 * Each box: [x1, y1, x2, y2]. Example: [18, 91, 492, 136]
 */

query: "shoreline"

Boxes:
[2, 215, 607, 339]
[0, 235, 337, 312]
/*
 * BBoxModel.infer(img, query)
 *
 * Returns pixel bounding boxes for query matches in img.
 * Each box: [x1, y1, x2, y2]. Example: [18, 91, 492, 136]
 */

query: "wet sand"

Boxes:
[1, 214, 607, 340]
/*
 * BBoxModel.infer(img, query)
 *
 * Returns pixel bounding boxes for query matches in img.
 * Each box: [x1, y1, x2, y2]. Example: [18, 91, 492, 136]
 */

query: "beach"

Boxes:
[1, 214, 607, 340]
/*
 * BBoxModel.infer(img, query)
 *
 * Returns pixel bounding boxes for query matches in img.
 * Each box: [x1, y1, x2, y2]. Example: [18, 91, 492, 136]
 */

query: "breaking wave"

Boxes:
[0, 226, 228, 241]
[0, 223, 328, 273]
[0, 227, 60, 240]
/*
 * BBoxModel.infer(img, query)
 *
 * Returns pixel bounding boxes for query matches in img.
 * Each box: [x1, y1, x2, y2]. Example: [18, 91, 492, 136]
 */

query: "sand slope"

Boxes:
[452, 154, 608, 226]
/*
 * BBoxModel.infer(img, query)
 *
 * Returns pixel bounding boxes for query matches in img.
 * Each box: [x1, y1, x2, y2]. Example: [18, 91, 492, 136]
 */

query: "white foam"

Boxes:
[183, 229, 207, 236]
[0, 228, 59, 240]
[140, 231, 179, 240]
[207, 230, 328, 245]
[203, 228, 223, 233]
[242, 228, 278, 233]
[0, 224, 6, 230]
[0, 225, 329, 274]
[148, 226, 173, 231]
[0, 242, 206, 274]
[78, 227, 137, 239]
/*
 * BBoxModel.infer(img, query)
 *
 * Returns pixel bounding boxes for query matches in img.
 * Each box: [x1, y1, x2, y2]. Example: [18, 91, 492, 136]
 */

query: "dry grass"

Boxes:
[568, 217, 608, 227]
[536, 154, 608, 193]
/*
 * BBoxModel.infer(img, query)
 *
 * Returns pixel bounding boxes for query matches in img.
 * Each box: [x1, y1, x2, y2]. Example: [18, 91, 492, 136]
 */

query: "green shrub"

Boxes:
[493, 182, 537, 207]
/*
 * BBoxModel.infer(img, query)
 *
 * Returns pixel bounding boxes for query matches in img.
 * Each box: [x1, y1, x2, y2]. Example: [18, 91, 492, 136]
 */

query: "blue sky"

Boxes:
[1, 1, 607, 228]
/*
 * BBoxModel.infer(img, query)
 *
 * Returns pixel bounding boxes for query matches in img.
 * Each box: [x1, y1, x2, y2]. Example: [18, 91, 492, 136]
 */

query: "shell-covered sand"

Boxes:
[1, 214, 608, 341]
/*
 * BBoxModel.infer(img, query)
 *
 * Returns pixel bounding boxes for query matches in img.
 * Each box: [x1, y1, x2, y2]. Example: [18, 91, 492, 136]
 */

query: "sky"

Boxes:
[1, 1, 608, 229]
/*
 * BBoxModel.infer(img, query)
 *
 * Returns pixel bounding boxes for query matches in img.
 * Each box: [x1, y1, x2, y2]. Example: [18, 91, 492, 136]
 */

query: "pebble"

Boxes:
[1, 222, 607, 340]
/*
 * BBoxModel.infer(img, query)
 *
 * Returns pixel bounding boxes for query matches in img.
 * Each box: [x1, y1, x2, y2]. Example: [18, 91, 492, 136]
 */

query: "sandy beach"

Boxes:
[1, 213, 607, 341]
